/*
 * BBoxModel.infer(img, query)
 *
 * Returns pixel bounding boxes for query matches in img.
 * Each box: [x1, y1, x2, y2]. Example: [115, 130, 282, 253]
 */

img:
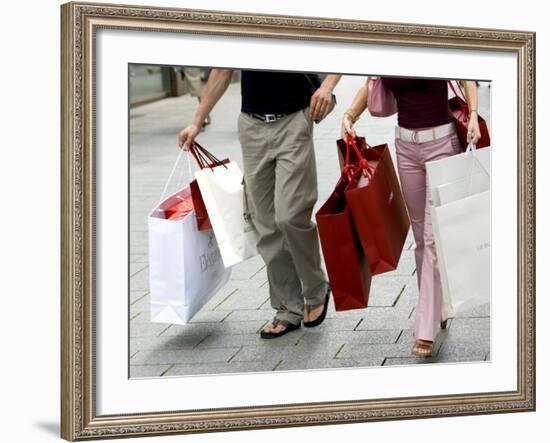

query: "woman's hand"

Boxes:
[178, 123, 201, 151]
[467, 112, 481, 145]
[341, 113, 357, 139]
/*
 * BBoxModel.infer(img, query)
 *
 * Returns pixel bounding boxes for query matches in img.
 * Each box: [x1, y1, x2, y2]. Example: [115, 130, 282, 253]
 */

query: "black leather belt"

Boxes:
[248, 113, 287, 123]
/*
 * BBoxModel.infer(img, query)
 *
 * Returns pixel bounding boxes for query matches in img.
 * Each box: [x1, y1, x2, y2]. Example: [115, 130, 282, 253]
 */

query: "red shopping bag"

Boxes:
[189, 179, 211, 230]
[165, 194, 194, 220]
[337, 136, 410, 275]
[188, 142, 229, 231]
[448, 81, 490, 150]
[316, 175, 372, 311]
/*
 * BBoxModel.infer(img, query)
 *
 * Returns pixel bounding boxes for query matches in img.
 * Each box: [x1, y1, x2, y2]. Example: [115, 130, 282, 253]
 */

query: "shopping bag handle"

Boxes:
[343, 135, 375, 181]
[189, 142, 228, 171]
[465, 142, 478, 154]
[156, 149, 193, 208]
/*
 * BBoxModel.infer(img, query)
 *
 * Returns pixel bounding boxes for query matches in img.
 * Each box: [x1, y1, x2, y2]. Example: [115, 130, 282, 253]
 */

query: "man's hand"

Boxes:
[309, 85, 334, 121]
[178, 123, 201, 150]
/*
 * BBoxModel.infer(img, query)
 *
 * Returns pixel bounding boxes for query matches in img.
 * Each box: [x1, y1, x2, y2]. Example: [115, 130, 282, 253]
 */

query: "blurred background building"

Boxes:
[129, 64, 240, 107]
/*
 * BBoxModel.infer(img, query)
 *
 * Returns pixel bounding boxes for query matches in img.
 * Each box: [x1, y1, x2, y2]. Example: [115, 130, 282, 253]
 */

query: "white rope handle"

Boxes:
[465, 142, 477, 155]
[157, 149, 185, 208]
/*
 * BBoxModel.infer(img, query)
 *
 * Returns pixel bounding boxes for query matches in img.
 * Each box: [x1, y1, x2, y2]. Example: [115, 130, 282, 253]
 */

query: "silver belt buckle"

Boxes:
[264, 114, 277, 123]
[411, 130, 420, 144]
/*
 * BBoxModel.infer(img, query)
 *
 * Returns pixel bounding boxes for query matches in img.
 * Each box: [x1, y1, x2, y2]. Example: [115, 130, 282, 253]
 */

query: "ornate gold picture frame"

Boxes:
[61, 1, 535, 440]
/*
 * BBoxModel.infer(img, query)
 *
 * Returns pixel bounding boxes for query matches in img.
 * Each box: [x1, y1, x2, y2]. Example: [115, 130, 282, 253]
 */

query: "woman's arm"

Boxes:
[341, 77, 370, 138]
[460, 80, 481, 144]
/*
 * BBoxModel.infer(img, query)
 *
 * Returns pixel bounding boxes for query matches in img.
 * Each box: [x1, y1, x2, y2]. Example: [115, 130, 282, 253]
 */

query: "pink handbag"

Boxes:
[367, 77, 397, 117]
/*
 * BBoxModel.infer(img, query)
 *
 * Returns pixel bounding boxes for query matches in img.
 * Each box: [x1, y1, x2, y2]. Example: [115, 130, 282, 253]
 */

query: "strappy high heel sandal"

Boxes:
[412, 340, 433, 357]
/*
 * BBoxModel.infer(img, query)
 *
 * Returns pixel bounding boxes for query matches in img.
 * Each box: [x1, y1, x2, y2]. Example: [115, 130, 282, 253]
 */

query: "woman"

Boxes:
[341, 77, 481, 357]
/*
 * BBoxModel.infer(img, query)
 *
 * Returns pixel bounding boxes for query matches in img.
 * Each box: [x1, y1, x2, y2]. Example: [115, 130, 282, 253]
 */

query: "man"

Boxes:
[178, 69, 341, 338]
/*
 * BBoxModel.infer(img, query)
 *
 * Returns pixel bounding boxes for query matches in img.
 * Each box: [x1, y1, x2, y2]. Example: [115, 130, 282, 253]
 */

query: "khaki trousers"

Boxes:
[238, 109, 327, 326]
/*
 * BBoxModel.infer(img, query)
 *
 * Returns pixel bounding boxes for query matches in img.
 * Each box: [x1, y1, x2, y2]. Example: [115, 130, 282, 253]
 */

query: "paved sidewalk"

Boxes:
[129, 75, 491, 378]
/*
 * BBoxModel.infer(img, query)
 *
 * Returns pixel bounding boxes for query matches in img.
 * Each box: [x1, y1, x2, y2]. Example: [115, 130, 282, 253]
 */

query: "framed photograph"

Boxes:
[61, 1, 535, 441]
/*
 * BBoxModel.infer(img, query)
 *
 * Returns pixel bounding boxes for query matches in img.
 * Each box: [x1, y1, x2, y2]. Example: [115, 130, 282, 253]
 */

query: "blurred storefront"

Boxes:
[129, 65, 239, 106]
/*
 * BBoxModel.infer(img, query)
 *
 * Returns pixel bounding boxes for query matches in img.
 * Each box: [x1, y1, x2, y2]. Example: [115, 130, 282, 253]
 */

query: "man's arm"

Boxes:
[309, 74, 342, 121]
[178, 68, 234, 149]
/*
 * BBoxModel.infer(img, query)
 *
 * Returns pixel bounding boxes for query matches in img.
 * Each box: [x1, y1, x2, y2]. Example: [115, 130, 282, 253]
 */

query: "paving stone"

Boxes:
[435, 343, 489, 363]
[448, 317, 491, 331]
[130, 235, 148, 247]
[129, 334, 205, 354]
[393, 285, 419, 311]
[200, 283, 261, 311]
[165, 360, 280, 376]
[212, 288, 269, 311]
[131, 347, 240, 365]
[129, 266, 150, 291]
[130, 290, 149, 304]
[131, 350, 183, 365]
[197, 332, 303, 349]
[233, 340, 343, 363]
[129, 294, 150, 316]
[383, 357, 439, 366]
[453, 303, 491, 318]
[444, 324, 491, 346]
[229, 255, 266, 280]
[130, 364, 173, 378]
[130, 253, 149, 263]
[325, 305, 368, 321]
[222, 310, 274, 322]
[130, 262, 148, 277]
[367, 277, 412, 307]
[298, 329, 400, 347]
[187, 310, 230, 323]
[303, 318, 362, 332]
[276, 357, 384, 371]
[355, 307, 415, 330]
[130, 320, 174, 337]
[129, 243, 149, 255]
[337, 341, 429, 360]
[391, 251, 417, 276]
[162, 320, 267, 336]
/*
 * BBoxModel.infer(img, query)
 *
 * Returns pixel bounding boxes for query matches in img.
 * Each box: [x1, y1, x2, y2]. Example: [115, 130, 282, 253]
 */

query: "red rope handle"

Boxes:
[343, 135, 375, 180]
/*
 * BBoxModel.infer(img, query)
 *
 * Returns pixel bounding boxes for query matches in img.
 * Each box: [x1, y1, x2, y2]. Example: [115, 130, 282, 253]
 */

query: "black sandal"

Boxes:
[260, 319, 301, 339]
[303, 288, 331, 328]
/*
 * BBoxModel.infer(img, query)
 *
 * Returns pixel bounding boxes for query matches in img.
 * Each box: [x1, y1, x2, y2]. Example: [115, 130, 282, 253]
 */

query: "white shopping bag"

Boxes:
[195, 161, 258, 267]
[148, 154, 231, 325]
[427, 144, 491, 314]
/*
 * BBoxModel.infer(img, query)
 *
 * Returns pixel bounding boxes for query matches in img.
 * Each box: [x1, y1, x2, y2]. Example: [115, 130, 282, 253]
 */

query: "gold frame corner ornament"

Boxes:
[61, 1, 536, 441]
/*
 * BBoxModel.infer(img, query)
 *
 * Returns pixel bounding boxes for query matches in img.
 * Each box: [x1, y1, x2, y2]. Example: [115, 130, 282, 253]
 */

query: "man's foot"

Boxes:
[260, 320, 300, 339]
[303, 288, 330, 328]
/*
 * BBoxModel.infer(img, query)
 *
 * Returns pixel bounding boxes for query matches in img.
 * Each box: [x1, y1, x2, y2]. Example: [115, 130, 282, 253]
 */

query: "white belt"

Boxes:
[395, 122, 455, 144]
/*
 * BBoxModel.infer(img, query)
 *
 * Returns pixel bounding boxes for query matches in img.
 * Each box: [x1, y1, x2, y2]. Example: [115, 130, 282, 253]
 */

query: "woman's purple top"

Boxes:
[381, 77, 453, 129]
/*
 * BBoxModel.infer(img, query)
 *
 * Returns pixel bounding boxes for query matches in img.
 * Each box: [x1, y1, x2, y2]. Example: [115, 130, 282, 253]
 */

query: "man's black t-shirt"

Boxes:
[241, 71, 313, 115]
